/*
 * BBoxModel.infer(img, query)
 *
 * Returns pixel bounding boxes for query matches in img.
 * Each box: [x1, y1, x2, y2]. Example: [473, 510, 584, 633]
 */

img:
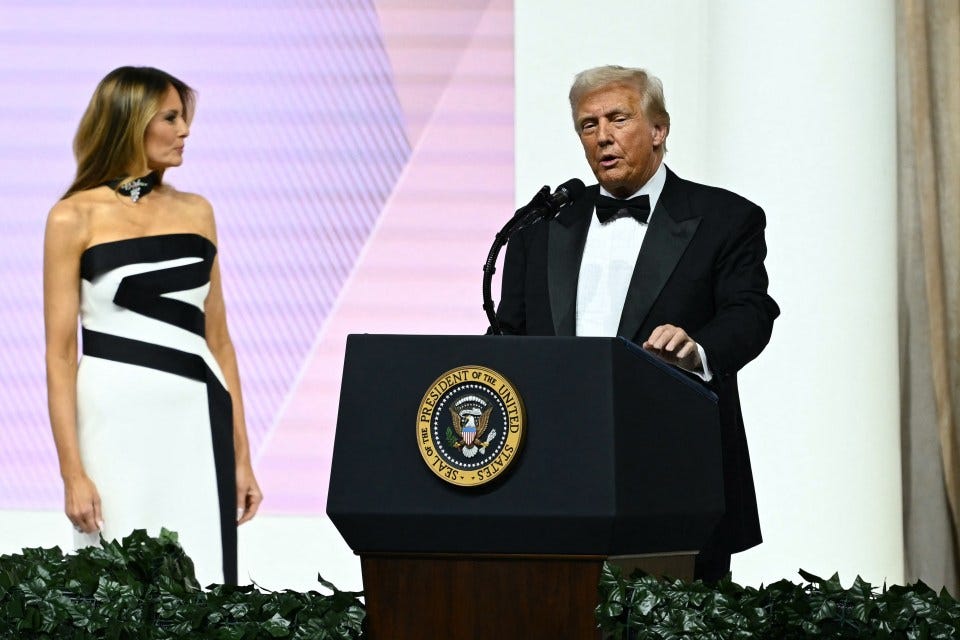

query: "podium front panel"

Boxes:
[327, 335, 723, 556]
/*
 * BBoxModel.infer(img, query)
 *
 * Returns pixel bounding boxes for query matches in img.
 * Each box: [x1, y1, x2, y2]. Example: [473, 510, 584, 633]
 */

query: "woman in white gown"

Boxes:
[43, 66, 262, 586]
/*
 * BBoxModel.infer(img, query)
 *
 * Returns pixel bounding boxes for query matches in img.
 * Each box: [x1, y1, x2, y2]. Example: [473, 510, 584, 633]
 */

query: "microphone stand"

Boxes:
[483, 186, 551, 335]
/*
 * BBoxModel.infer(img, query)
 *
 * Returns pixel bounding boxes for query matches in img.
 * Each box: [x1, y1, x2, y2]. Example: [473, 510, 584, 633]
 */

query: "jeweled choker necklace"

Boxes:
[104, 172, 159, 203]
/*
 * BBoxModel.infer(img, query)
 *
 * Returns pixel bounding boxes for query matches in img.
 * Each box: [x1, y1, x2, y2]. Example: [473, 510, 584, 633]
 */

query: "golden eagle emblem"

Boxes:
[448, 396, 497, 459]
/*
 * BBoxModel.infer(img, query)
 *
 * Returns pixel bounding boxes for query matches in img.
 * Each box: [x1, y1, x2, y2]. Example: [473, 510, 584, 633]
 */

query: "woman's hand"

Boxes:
[64, 473, 102, 534]
[236, 463, 263, 525]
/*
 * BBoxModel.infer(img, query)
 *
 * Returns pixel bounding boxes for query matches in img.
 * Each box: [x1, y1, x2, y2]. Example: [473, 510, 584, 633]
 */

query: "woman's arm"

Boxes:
[200, 199, 263, 525]
[43, 200, 101, 533]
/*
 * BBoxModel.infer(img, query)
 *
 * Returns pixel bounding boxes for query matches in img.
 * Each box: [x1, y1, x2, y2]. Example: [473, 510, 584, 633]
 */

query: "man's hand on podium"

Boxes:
[642, 324, 703, 374]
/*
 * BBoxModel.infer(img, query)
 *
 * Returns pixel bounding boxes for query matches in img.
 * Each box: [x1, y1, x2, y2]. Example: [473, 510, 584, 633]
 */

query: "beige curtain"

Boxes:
[897, 0, 960, 593]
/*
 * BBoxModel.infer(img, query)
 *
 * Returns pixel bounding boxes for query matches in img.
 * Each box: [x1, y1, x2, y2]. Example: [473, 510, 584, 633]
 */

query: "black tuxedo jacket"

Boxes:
[496, 167, 779, 554]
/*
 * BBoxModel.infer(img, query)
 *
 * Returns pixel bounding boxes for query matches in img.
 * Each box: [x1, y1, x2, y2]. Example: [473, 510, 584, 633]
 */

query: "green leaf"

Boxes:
[263, 612, 292, 637]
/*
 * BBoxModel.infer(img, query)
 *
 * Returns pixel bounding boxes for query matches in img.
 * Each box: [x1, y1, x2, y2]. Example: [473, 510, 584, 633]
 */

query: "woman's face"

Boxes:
[144, 85, 189, 171]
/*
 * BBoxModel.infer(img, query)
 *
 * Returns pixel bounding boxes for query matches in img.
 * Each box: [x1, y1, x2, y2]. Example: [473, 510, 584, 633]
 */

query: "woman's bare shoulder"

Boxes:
[46, 192, 99, 245]
[158, 185, 212, 219]
[163, 186, 217, 233]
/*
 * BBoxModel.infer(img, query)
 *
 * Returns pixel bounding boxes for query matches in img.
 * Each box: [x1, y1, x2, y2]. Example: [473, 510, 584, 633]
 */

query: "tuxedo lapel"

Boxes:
[617, 170, 701, 341]
[547, 187, 596, 335]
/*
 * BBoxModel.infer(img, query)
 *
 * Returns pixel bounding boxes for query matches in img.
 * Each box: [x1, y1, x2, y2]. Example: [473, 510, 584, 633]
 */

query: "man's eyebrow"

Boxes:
[604, 106, 631, 117]
[578, 107, 629, 127]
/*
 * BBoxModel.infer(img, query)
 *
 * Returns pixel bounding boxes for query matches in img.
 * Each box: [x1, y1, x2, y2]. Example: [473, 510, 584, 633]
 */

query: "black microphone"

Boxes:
[548, 177, 587, 210]
[518, 178, 586, 226]
[482, 178, 587, 334]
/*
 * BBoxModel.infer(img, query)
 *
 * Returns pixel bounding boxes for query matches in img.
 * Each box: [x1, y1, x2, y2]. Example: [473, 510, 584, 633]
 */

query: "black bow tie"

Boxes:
[595, 193, 651, 224]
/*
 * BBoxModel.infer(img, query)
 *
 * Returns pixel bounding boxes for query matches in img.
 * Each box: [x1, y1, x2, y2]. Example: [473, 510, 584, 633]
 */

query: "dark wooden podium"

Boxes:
[327, 335, 723, 639]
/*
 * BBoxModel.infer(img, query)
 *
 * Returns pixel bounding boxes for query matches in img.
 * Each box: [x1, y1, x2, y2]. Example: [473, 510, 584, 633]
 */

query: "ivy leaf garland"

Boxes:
[0, 529, 364, 639]
[4, 530, 960, 639]
[596, 564, 960, 639]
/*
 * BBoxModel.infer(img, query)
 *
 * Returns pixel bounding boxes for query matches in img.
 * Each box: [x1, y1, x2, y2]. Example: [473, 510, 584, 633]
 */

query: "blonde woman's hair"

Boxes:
[63, 66, 195, 199]
[568, 65, 670, 150]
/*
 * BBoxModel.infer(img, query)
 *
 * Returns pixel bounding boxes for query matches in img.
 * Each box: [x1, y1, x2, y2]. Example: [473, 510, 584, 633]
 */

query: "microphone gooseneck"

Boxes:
[483, 179, 586, 334]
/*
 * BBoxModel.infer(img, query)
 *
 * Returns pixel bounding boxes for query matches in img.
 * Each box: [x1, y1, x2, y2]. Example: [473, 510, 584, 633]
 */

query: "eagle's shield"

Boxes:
[462, 422, 477, 446]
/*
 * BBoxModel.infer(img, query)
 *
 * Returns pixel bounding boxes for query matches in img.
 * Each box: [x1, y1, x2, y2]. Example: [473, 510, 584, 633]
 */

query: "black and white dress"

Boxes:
[73, 233, 236, 586]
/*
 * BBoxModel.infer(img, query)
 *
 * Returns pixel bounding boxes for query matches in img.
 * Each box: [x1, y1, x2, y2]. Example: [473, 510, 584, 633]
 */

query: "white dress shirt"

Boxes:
[575, 163, 712, 381]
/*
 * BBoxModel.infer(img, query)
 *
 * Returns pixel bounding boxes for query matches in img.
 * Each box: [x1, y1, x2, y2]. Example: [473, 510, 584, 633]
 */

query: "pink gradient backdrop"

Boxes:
[0, 0, 513, 514]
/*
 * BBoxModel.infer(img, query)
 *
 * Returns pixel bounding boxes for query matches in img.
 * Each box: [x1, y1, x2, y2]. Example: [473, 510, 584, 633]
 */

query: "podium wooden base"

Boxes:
[359, 553, 695, 640]
[361, 554, 604, 640]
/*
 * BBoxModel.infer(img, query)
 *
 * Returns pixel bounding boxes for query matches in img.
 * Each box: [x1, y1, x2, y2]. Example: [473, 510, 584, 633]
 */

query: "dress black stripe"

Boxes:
[114, 259, 211, 337]
[81, 233, 216, 281]
[81, 328, 238, 585]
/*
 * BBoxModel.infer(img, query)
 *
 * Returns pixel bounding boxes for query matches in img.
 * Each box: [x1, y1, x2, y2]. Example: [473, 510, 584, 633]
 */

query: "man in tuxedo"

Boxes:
[496, 65, 779, 581]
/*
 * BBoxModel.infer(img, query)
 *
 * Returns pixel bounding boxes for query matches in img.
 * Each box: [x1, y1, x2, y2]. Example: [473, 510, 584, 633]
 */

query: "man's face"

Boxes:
[575, 83, 667, 198]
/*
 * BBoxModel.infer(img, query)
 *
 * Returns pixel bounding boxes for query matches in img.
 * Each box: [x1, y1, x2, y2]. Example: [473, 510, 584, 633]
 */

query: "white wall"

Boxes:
[516, 0, 903, 586]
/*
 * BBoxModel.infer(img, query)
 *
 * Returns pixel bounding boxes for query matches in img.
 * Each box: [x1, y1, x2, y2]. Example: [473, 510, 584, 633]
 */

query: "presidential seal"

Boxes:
[416, 365, 525, 487]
